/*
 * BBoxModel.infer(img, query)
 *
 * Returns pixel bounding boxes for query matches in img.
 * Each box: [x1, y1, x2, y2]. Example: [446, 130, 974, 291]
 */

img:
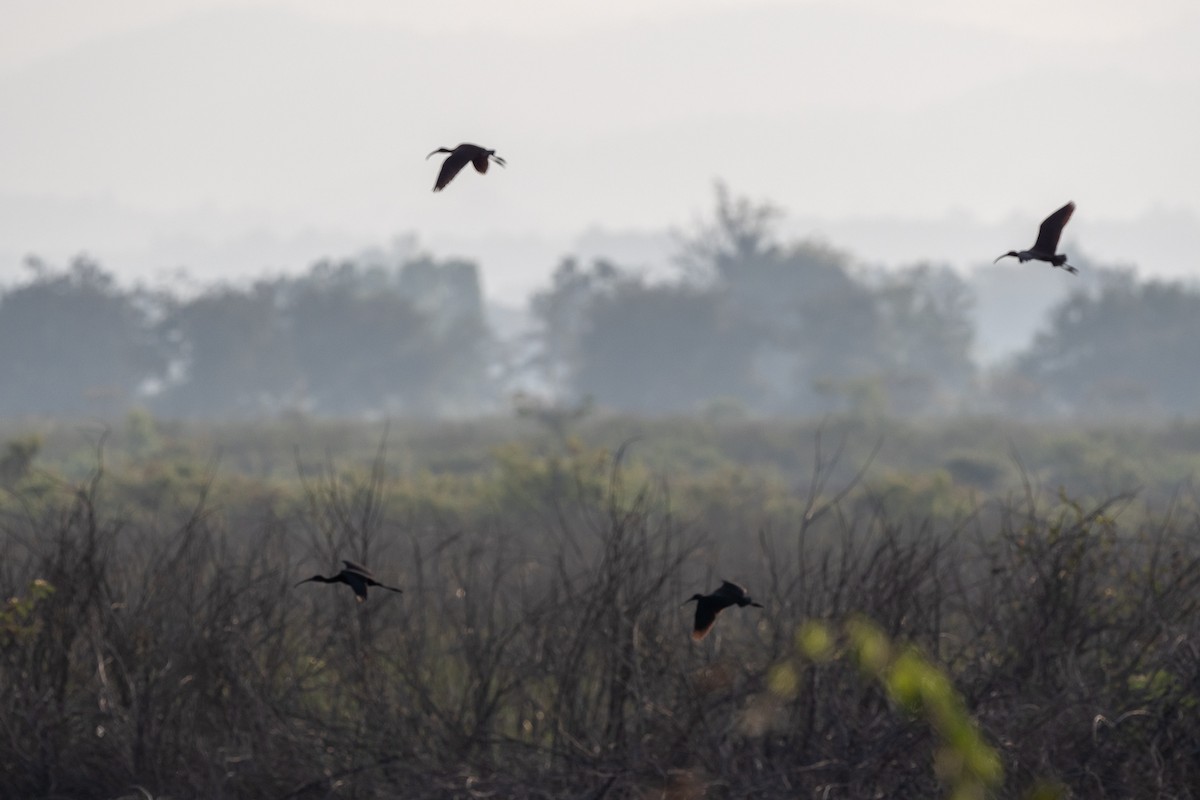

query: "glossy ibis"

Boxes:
[295, 560, 402, 603]
[995, 201, 1079, 274]
[685, 580, 763, 640]
[427, 143, 506, 191]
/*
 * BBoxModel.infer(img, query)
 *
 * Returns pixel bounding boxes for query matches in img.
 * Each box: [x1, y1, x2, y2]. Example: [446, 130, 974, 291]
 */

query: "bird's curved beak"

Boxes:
[426, 149, 443, 160]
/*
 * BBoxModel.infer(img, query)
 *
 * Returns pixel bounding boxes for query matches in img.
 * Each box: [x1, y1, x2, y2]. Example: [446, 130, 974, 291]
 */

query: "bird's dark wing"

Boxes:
[342, 559, 374, 578]
[716, 580, 749, 600]
[472, 153, 491, 174]
[692, 599, 720, 641]
[433, 151, 471, 191]
[1033, 202, 1075, 253]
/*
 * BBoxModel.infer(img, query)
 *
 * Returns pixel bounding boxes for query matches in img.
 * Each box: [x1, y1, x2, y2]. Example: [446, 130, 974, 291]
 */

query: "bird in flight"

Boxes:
[427, 143, 506, 192]
[994, 201, 1079, 274]
[294, 559, 403, 603]
[685, 580, 764, 641]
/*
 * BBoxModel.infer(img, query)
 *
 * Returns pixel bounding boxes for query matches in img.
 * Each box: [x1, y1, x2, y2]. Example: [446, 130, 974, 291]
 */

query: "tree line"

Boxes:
[0, 254, 491, 418]
[2, 186, 1198, 420]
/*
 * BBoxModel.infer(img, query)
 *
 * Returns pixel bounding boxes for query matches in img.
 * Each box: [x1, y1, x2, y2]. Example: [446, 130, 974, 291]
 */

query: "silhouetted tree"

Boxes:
[283, 263, 434, 415]
[572, 278, 758, 412]
[1015, 272, 1200, 416]
[154, 282, 300, 417]
[529, 257, 623, 399]
[529, 187, 984, 416]
[871, 264, 976, 414]
[282, 257, 494, 416]
[675, 181, 784, 283]
[146, 254, 496, 418]
[0, 256, 165, 416]
[675, 185, 887, 413]
[396, 257, 495, 414]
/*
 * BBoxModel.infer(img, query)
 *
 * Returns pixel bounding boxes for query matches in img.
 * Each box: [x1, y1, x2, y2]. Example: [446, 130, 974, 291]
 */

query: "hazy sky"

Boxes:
[3, 0, 1199, 301]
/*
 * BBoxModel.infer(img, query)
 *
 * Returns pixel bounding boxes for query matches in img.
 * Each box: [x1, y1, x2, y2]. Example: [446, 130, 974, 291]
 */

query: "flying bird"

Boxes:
[426, 143, 506, 192]
[294, 560, 402, 603]
[685, 580, 764, 641]
[995, 201, 1079, 274]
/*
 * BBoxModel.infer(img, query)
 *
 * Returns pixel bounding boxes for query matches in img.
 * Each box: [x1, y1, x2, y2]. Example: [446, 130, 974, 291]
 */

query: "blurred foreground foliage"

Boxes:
[2, 414, 1200, 797]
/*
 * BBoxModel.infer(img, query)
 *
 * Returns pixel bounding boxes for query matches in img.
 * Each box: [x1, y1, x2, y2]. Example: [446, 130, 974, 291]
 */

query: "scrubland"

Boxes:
[3, 413, 1200, 798]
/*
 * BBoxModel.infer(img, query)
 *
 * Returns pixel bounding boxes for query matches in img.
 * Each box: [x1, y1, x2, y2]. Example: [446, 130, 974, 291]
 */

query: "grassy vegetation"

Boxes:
[2, 413, 1200, 798]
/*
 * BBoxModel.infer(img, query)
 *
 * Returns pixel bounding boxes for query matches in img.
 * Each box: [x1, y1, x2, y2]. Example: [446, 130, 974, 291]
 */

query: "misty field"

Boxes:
[3, 413, 1200, 799]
